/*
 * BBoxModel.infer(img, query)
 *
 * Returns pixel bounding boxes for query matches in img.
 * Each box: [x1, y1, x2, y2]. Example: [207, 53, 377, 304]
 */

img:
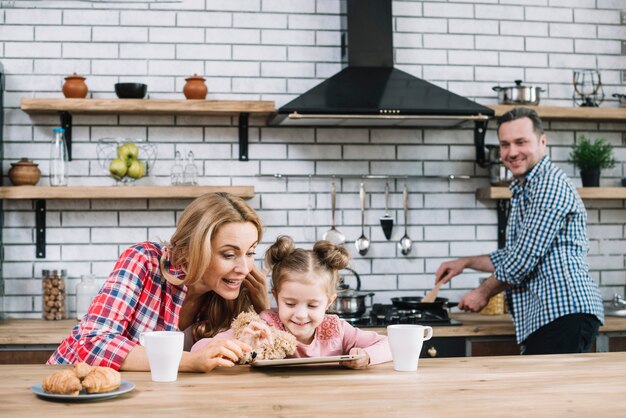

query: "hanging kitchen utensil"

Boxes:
[322, 181, 345, 245]
[355, 182, 370, 256]
[379, 182, 393, 240]
[422, 280, 444, 303]
[398, 184, 412, 256]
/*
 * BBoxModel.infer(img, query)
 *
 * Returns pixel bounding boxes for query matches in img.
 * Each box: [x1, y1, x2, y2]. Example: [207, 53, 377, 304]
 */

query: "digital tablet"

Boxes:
[250, 354, 365, 367]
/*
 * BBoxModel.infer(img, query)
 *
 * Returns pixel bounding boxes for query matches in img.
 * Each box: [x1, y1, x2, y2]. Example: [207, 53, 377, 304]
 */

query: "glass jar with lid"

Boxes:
[75, 274, 100, 320]
[42, 269, 67, 320]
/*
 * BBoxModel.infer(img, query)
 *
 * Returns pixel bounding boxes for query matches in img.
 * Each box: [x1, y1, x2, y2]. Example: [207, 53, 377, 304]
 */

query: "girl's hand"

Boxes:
[187, 338, 252, 372]
[340, 347, 370, 370]
[244, 265, 270, 312]
[238, 320, 273, 348]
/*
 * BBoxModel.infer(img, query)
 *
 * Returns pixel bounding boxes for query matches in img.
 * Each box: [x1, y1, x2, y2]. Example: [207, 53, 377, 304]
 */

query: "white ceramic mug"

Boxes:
[387, 324, 433, 372]
[140, 330, 184, 382]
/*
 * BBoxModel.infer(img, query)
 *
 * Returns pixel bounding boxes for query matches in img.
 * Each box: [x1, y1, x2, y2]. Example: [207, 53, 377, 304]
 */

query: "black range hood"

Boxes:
[270, 0, 494, 128]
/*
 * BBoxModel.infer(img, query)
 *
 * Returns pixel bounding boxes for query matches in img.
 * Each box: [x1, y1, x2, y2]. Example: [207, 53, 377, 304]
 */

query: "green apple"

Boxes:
[117, 143, 139, 163]
[109, 158, 128, 178]
[127, 159, 145, 179]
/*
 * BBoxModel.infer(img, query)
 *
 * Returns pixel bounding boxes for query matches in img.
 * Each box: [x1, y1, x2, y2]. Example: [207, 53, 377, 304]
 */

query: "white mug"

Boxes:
[387, 324, 433, 372]
[140, 331, 184, 382]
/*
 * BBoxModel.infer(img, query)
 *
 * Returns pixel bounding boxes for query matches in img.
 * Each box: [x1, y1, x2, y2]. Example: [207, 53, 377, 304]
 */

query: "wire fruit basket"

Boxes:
[96, 138, 157, 185]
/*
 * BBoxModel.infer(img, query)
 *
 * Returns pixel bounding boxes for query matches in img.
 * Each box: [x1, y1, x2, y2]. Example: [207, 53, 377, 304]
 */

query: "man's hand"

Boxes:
[435, 258, 468, 285]
[458, 288, 490, 312]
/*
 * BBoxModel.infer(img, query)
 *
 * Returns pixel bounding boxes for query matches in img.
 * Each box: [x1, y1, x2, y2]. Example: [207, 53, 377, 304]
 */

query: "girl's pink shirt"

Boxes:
[191, 309, 392, 365]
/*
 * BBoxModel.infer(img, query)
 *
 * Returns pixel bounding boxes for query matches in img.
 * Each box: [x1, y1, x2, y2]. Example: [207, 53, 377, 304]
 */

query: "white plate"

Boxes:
[31, 380, 135, 402]
[251, 354, 364, 367]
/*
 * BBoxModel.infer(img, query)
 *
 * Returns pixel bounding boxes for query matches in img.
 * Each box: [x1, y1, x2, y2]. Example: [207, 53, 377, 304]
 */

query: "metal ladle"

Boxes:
[398, 184, 412, 256]
[355, 182, 370, 256]
[322, 181, 345, 245]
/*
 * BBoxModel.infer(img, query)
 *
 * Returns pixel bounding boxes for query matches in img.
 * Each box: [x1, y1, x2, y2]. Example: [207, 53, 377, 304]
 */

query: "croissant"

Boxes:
[42, 369, 82, 395]
[81, 366, 121, 394]
[73, 362, 93, 380]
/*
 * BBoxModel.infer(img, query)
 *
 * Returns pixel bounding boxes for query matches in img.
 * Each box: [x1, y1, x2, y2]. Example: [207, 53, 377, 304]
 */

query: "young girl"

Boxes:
[192, 235, 392, 369]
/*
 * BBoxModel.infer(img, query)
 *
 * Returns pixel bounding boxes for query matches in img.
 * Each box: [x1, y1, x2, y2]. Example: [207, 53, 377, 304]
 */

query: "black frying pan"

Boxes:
[391, 296, 458, 310]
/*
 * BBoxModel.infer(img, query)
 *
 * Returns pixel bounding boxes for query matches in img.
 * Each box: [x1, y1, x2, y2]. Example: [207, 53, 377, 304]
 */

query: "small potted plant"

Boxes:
[569, 135, 615, 187]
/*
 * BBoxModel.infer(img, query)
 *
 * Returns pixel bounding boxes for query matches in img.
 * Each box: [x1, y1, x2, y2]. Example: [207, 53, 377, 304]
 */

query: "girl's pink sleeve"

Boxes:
[341, 321, 392, 365]
[190, 328, 235, 352]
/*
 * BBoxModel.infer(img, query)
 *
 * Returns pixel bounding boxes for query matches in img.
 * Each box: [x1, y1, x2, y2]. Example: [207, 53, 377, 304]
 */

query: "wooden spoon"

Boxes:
[422, 280, 444, 303]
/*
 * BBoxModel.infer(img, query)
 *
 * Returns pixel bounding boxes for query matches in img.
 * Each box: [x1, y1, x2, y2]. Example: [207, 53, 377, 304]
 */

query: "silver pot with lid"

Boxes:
[329, 267, 374, 317]
[493, 80, 545, 105]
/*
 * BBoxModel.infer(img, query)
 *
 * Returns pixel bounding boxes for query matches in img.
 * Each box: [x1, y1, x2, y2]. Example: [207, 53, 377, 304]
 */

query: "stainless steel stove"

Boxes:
[339, 303, 461, 328]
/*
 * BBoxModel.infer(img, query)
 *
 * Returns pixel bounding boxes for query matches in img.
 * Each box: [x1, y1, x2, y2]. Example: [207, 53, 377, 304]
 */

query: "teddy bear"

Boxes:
[230, 310, 297, 364]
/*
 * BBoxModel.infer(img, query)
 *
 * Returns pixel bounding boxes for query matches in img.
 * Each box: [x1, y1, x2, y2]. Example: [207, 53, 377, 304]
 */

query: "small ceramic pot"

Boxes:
[183, 74, 208, 100]
[63, 73, 88, 99]
[8, 158, 41, 186]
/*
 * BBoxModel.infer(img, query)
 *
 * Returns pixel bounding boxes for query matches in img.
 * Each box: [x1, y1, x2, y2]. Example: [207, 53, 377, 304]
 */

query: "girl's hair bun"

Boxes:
[313, 240, 350, 271]
[264, 235, 296, 270]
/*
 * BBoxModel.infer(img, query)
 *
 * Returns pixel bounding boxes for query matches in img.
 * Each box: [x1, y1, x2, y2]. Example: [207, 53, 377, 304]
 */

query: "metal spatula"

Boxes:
[422, 281, 444, 303]
[379, 182, 393, 240]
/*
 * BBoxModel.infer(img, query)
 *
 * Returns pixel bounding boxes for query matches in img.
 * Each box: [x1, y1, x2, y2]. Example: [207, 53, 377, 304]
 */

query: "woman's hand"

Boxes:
[244, 265, 270, 313]
[237, 320, 273, 348]
[340, 347, 370, 370]
[185, 338, 252, 372]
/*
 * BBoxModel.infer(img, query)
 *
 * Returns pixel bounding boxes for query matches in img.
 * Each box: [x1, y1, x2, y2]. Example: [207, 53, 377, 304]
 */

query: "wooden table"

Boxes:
[1, 352, 625, 417]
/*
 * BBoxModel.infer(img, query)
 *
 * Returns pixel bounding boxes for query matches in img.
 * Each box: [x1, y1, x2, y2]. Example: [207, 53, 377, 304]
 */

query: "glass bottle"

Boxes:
[183, 150, 198, 185]
[170, 150, 184, 185]
[75, 274, 100, 320]
[42, 269, 67, 320]
[49, 127, 69, 186]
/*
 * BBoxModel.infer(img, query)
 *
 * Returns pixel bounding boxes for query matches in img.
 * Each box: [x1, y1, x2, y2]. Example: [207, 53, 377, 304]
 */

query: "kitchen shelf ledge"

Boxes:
[0, 185, 254, 259]
[477, 186, 626, 200]
[20, 98, 277, 161]
[487, 105, 626, 122]
[0, 185, 254, 200]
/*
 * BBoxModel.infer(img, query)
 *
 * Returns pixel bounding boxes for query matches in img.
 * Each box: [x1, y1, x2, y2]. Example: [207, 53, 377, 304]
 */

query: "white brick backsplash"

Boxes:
[121, 11, 175, 26]
[475, 5, 524, 20]
[62, 10, 119, 25]
[2, 2, 626, 315]
[235, 13, 287, 29]
[0, 25, 33, 41]
[549, 23, 597, 38]
[59, 43, 118, 59]
[424, 34, 474, 50]
[527, 7, 573, 23]
[6, 9, 62, 24]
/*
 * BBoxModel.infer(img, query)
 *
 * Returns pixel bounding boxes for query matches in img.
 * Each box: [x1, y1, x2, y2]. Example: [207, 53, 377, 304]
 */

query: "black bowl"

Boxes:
[115, 83, 147, 99]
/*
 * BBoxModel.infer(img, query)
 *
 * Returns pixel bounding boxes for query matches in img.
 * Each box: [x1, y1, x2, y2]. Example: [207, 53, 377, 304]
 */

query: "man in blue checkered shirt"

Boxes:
[435, 107, 604, 355]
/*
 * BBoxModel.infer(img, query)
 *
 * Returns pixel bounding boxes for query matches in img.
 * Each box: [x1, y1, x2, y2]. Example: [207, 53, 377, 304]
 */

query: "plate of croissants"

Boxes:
[32, 362, 134, 402]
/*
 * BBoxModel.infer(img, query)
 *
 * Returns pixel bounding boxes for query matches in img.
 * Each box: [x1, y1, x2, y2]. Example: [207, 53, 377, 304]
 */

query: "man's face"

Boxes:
[498, 117, 547, 182]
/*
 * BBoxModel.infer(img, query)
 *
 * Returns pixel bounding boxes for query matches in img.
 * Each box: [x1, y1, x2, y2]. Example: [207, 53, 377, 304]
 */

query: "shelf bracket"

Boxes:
[238, 112, 249, 161]
[474, 120, 490, 168]
[59, 111, 72, 161]
[35, 199, 46, 258]
[496, 199, 510, 249]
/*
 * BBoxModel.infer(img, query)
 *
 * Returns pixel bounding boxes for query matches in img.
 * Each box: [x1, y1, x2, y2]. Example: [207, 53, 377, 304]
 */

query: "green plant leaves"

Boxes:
[569, 136, 615, 171]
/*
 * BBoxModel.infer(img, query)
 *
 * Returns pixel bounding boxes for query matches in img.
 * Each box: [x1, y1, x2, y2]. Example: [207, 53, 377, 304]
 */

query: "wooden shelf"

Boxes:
[20, 98, 276, 117]
[477, 186, 626, 200]
[0, 185, 254, 200]
[487, 105, 626, 122]
[20, 98, 277, 161]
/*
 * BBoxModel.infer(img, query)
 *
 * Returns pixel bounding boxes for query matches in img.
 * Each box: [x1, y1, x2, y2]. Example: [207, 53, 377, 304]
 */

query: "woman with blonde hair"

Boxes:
[49, 193, 269, 372]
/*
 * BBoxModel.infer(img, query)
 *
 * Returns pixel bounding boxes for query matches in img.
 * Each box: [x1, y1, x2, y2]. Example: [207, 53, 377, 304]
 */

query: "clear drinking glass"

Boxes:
[49, 127, 69, 186]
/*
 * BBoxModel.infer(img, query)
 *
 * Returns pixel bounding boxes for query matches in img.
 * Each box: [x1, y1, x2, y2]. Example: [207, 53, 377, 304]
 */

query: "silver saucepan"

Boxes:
[328, 268, 375, 317]
[493, 80, 545, 105]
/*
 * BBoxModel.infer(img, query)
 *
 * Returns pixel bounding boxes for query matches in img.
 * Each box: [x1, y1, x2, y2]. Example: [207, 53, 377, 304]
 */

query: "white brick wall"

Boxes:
[0, 0, 624, 316]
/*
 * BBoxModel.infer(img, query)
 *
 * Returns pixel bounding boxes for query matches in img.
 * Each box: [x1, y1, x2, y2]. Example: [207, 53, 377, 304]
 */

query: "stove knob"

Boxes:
[427, 346, 437, 358]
